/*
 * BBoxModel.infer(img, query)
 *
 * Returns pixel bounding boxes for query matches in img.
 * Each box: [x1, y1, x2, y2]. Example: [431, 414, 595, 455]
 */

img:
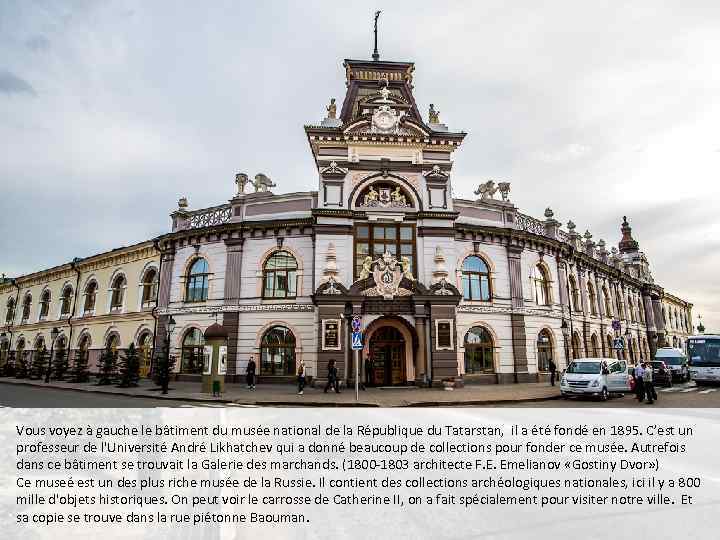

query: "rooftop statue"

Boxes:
[253, 173, 276, 193]
[474, 180, 498, 200]
[235, 172, 249, 195]
[326, 98, 337, 119]
[428, 103, 440, 124]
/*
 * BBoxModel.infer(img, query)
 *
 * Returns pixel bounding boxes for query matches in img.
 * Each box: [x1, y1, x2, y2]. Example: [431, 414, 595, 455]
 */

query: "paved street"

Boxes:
[0, 379, 717, 407]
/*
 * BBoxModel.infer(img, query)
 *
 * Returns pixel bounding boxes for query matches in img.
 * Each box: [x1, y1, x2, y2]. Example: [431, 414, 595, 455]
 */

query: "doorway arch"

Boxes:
[364, 317, 416, 386]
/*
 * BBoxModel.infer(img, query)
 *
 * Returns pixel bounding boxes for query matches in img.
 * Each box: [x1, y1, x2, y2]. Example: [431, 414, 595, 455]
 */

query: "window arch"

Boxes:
[21, 293, 32, 323]
[638, 297, 645, 324]
[571, 332, 582, 359]
[260, 326, 296, 375]
[181, 328, 205, 374]
[263, 251, 298, 299]
[602, 286, 612, 317]
[616, 290, 624, 320]
[533, 264, 551, 306]
[464, 326, 495, 374]
[537, 329, 554, 372]
[186, 258, 210, 302]
[105, 333, 120, 359]
[591, 334, 601, 357]
[0, 338, 8, 368]
[628, 295, 636, 323]
[16, 337, 26, 362]
[77, 333, 91, 368]
[569, 276, 581, 312]
[607, 334, 614, 356]
[141, 267, 158, 307]
[461, 256, 491, 301]
[110, 274, 126, 312]
[60, 286, 73, 316]
[84, 281, 98, 314]
[39, 289, 51, 321]
[587, 281, 597, 316]
[5, 297, 16, 324]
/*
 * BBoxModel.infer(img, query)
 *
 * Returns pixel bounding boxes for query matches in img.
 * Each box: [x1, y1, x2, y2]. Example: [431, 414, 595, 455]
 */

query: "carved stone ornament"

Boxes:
[322, 276, 342, 295]
[474, 180, 498, 200]
[320, 161, 348, 179]
[423, 165, 449, 180]
[433, 278, 455, 296]
[253, 173, 276, 193]
[360, 185, 410, 208]
[235, 173, 249, 194]
[498, 182, 511, 201]
[371, 105, 404, 134]
[428, 103, 440, 124]
[361, 251, 411, 300]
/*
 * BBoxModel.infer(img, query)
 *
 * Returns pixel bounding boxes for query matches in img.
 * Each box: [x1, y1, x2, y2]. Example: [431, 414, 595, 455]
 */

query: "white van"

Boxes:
[560, 358, 631, 401]
[654, 347, 690, 382]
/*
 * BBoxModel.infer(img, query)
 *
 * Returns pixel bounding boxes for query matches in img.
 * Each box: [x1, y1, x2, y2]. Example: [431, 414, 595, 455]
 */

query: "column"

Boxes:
[507, 244, 528, 382]
[414, 304, 427, 385]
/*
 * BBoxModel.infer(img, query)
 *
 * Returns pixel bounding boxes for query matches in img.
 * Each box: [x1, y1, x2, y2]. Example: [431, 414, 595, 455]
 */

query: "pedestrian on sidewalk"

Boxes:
[643, 362, 657, 404]
[324, 358, 340, 394]
[634, 362, 645, 402]
[246, 356, 256, 390]
[548, 358, 557, 386]
[297, 359, 306, 395]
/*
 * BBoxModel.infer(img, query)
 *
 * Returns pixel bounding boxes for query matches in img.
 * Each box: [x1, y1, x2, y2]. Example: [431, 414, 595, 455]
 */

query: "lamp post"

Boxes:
[160, 316, 176, 395]
[45, 327, 60, 383]
[561, 319, 570, 366]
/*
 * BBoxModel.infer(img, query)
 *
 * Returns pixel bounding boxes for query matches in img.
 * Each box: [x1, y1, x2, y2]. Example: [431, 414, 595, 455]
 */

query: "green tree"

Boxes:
[3, 351, 17, 377]
[153, 341, 176, 394]
[52, 348, 70, 381]
[117, 343, 141, 388]
[70, 349, 90, 383]
[97, 348, 117, 385]
[15, 351, 28, 379]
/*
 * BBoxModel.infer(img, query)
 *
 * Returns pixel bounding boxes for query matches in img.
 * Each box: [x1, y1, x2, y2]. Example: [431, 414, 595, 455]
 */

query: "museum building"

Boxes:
[1, 55, 694, 386]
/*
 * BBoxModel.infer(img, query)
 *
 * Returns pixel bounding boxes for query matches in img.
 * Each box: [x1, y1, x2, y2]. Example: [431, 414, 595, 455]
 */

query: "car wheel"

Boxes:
[600, 387, 608, 402]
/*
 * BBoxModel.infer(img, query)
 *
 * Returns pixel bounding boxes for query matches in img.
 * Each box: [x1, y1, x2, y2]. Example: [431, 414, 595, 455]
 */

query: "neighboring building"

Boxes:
[0, 53, 694, 385]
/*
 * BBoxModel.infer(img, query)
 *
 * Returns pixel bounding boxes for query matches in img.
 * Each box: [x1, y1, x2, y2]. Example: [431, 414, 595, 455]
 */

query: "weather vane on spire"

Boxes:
[372, 10, 381, 61]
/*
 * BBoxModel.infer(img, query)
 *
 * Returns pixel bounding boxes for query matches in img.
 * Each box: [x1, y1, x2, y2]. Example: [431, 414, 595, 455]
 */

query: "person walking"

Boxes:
[324, 358, 340, 394]
[297, 359, 306, 395]
[643, 361, 657, 404]
[246, 355, 256, 390]
[548, 358, 557, 386]
[634, 362, 645, 402]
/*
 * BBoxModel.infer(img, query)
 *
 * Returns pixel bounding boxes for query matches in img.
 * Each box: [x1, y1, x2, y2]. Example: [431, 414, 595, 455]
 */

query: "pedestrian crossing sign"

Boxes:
[351, 332, 363, 350]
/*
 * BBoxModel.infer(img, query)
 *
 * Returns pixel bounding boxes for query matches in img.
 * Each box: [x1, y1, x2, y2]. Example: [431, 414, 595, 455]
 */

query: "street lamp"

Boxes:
[160, 316, 177, 395]
[45, 327, 60, 383]
[560, 319, 570, 364]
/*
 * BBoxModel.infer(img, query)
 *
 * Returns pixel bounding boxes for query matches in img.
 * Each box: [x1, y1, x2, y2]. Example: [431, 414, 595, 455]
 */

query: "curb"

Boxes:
[0, 379, 562, 407]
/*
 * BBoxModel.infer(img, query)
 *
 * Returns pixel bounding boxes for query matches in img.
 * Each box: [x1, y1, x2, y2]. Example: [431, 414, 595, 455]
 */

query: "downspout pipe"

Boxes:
[6, 278, 21, 350]
[66, 258, 83, 357]
[150, 238, 163, 375]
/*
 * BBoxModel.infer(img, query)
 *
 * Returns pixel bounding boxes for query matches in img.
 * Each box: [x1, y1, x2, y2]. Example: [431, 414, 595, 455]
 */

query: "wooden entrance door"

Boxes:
[368, 327, 405, 386]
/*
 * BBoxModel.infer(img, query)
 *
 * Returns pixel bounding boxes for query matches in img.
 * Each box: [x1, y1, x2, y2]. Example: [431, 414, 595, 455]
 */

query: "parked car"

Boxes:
[560, 358, 632, 401]
[650, 360, 673, 387]
[626, 365, 637, 392]
[655, 347, 690, 382]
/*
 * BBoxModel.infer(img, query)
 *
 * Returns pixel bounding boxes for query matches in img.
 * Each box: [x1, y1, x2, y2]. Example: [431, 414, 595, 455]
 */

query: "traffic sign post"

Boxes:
[351, 316, 362, 401]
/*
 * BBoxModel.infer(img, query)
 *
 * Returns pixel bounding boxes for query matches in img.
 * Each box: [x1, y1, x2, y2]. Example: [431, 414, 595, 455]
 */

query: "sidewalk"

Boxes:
[0, 377, 562, 407]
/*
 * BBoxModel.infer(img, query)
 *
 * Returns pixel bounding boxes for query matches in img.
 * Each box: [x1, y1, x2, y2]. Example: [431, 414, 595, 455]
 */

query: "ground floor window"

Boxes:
[537, 330, 553, 372]
[260, 326, 296, 376]
[464, 326, 494, 374]
[572, 332, 582, 359]
[138, 332, 153, 377]
[181, 328, 204, 374]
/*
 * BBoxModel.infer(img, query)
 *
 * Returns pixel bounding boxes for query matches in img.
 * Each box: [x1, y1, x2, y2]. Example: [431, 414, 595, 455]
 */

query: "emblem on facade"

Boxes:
[359, 251, 413, 299]
[360, 185, 409, 208]
[433, 278, 455, 295]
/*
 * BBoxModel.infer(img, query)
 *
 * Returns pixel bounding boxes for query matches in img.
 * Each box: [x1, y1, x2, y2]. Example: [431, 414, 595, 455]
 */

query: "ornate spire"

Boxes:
[618, 215, 640, 254]
[322, 243, 340, 283]
[432, 246, 449, 284]
[372, 11, 381, 61]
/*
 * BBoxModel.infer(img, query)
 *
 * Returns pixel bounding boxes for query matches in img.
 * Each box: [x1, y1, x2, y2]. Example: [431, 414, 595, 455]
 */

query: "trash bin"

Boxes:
[212, 380, 221, 396]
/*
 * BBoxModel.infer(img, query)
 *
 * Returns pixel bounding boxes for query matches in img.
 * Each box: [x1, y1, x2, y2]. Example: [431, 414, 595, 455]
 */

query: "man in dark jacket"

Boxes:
[246, 356, 256, 390]
[548, 359, 557, 386]
[324, 359, 340, 394]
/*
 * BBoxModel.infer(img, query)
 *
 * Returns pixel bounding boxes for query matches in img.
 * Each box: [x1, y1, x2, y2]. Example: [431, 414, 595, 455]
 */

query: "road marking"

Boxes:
[660, 387, 682, 392]
[680, 388, 697, 393]
[699, 388, 718, 394]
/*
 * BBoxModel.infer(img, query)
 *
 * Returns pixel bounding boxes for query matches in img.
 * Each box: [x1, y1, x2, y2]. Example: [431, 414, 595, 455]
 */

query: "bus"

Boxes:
[687, 335, 720, 385]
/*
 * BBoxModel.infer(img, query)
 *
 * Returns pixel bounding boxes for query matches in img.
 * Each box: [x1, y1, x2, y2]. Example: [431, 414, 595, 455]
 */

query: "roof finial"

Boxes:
[372, 10, 381, 61]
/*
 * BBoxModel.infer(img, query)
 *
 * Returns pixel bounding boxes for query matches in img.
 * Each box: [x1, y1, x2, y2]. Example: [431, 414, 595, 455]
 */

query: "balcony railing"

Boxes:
[188, 204, 232, 229]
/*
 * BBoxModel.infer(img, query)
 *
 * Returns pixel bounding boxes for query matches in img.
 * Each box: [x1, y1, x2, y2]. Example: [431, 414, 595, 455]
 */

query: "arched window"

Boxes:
[260, 326, 296, 375]
[55, 336, 67, 367]
[263, 251, 298, 299]
[591, 334, 601, 357]
[537, 329, 553, 372]
[571, 332, 582, 359]
[587, 282, 597, 316]
[603, 286, 612, 317]
[110, 275, 126, 311]
[5, 298, 15, 324]
[181, 328, 205, 374]
[141, 268, 158, 307]
[84, 281, 97, 314]
[638, 298, 645, 324]
[39, 290, 51, 320]
[0, 338, 9, 368]
[186, 259, 210, 302]
[607, 334, 614, 355]
[60, 286, 73, 316]
[16, 338, 26, 365]
[464, 326, 494, 374]
[533, 265, 551, 306]
[628, 295, 636, 323]
[569, 276, 581, 312]
[77, 334, 91, 367]
[461, 256, 491, 301]
[21, 294, 31, 323]
[138, 331, 153, 377]
[616, 290, 624, 320]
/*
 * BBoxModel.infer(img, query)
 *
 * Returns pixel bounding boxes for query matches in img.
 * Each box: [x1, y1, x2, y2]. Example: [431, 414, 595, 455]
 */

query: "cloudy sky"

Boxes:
[1, 1, 719, 329]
